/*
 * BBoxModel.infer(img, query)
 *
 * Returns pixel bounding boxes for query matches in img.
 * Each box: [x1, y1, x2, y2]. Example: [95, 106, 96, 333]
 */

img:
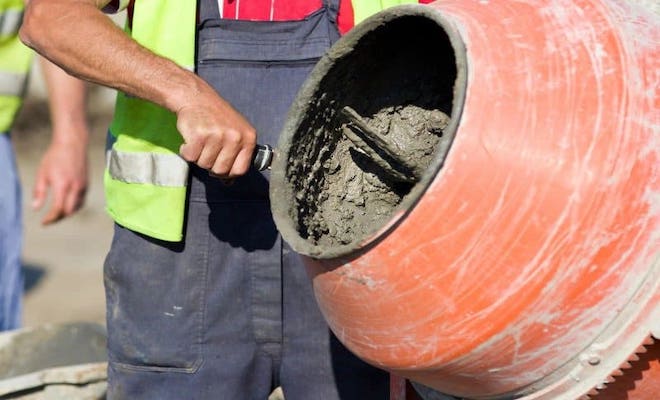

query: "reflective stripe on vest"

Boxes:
[0, 70, 25, 96]
[0, 7, 22, 37]
[107, 148, 189, 187]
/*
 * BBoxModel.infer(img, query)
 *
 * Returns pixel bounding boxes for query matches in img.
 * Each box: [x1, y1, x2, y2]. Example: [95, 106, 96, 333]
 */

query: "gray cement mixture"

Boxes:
[299, 105, 450, 247]
[280, 12, 460, 251]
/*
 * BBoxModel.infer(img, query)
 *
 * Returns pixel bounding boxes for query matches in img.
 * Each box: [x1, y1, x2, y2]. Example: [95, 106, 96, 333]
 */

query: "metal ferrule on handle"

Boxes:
[253, 144, 274, 171]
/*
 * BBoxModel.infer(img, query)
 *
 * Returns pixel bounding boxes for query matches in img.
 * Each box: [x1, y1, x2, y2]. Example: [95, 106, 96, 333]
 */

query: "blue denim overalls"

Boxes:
[103, 1, 390, 398]
[0, 133, 22, 331]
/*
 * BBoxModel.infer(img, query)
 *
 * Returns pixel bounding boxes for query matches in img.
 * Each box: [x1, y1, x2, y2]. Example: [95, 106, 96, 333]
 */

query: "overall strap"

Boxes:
[322, 0, 341, 24]
[198, 0, 218, 23]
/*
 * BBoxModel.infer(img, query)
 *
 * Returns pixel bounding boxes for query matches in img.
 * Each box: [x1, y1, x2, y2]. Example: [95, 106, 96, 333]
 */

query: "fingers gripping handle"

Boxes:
[207, 143, 274, 180]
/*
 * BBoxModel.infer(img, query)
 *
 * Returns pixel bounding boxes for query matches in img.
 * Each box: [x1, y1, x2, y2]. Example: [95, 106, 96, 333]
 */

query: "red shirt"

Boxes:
[220, 0, 433, 34]
[220, 0, 351, 32]
[112, 0, 432, 35]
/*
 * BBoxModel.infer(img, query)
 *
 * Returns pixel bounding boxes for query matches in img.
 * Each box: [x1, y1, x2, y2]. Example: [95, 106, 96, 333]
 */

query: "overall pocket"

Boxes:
[104, 220, 209, 373]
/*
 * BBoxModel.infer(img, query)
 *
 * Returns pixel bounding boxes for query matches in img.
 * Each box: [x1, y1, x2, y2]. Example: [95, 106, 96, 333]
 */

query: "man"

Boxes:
[20, 1, 429, 398]
[1, 0, 89, 331]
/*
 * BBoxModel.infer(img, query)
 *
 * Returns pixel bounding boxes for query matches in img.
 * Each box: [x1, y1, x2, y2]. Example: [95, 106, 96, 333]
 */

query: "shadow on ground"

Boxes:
[22, 264, 45, 293]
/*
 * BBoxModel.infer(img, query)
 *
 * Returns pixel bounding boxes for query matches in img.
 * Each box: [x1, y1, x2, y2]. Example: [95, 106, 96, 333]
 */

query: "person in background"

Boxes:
[20, 0, 430, 398]
[0, 0, 89, 331]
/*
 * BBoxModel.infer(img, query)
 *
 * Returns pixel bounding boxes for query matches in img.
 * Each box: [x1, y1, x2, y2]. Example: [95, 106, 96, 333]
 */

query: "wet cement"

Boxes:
[301, 105, 450, 246]
[281, 13, 459, 251]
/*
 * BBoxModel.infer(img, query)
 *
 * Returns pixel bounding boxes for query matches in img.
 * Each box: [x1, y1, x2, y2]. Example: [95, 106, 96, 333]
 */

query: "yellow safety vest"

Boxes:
[105, 0, 418, 242]
[0, 0, 33, 132]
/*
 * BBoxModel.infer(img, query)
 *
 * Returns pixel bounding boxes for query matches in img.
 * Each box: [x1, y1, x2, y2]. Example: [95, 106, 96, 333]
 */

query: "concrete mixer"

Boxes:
[268, 1, 659, 399]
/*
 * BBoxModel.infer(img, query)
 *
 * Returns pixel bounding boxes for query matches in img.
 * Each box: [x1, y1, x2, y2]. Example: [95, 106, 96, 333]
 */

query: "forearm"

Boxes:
[20, 0, 206, 114]
[39, 57, 89, 146]
[22, 0, 257, 178]
[32, 53, 91, 224]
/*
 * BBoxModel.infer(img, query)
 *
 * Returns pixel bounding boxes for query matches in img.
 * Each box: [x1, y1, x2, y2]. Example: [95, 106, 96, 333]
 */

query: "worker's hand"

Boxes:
[32, 138, 89, 225]
[176, 90, 257, 178]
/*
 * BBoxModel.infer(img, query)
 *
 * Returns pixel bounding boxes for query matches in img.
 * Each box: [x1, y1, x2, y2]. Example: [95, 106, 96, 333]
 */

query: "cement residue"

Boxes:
[301, 105, 450, 246]
[281, 11, 460, 252]
[366, 105, 450, 174]
[0, 323, 106, 379]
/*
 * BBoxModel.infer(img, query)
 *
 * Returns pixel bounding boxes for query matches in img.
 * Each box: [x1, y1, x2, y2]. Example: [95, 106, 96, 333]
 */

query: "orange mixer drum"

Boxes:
[269, 0, 659, 398]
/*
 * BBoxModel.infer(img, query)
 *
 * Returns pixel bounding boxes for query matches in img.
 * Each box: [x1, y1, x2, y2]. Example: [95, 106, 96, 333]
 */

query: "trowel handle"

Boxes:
[253, 143, 275, 171]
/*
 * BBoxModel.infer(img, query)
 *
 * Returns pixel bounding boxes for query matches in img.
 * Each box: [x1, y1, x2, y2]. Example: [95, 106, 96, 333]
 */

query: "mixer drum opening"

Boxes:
[271, 5, 467, 259]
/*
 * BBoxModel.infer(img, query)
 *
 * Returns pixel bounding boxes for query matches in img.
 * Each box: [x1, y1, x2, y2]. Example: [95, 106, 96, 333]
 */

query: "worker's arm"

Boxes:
[32, 57, 90, 225]
[19, 0, 256, 177]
